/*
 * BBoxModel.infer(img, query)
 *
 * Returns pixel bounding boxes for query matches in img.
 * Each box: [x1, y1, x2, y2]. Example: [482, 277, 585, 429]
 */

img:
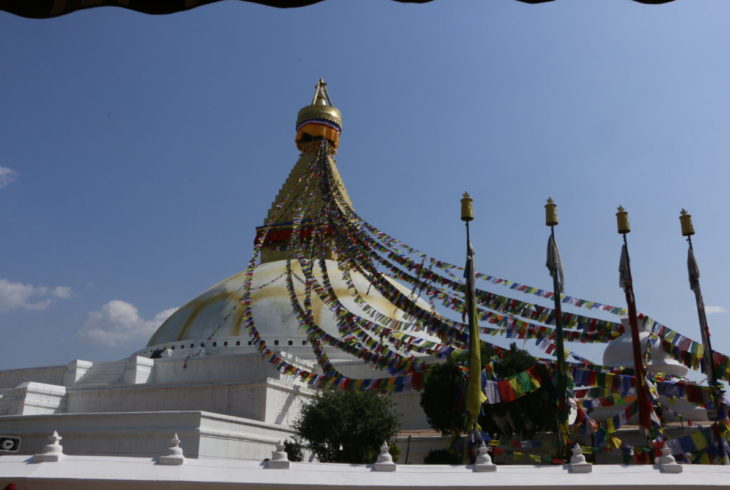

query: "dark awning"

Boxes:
[0, 0, 676, 20]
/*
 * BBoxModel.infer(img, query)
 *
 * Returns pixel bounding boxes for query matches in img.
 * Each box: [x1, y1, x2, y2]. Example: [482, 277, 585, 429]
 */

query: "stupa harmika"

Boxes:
[0, 80, 722, 472]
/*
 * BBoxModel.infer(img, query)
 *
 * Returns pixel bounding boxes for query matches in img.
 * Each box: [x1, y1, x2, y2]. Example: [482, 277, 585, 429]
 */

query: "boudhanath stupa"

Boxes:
[1, 81, 728, 484]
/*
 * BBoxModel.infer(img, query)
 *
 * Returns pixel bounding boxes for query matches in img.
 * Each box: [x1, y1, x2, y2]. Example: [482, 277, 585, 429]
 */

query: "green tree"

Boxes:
[420, 343, 557, 439]
[420, 342, 495, 437]
[293, 389, 400, 463]
[478, 344, 557, 439]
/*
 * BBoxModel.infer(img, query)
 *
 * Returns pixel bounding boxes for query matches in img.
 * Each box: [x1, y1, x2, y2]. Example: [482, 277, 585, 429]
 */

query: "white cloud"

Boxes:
[0, 278, 73, 311]
[52, 286, 73, 299]
[705, 305, 728, 315]
[77, 300, 177, 347]
[0, 167, 17, 188]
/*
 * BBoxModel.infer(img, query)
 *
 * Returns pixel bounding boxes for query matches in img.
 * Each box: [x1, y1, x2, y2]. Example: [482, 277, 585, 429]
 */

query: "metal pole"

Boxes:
[621, 234, 653, 441]
[687, 236, 727, 464]
[550, 225, 568, 461]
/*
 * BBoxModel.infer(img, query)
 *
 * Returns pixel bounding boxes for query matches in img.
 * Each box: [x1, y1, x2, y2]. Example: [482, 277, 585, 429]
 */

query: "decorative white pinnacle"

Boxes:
[267, 440, 291, 469]
[33, 430, 64, 462]
[473, 441, 497, 472]
[655, 445, 682, 473]
[158, 433, 185, 465]
[373, 441, 396, 472]
[568, 443, 592, 473]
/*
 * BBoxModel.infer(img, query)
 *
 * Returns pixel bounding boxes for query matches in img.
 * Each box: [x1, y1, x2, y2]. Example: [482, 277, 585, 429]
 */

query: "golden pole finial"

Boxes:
[616, 206, 630, 234]
[461, 192, 474, 222]
[312, 78, 332, 106]
[545, 197, 558, 227]
[680, 209, 695, 237]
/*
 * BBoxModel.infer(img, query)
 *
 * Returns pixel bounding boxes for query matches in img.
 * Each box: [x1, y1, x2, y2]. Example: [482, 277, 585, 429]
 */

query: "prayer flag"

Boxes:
[619, 244, 630, 290]
[465, 239, 487, 423]
[688, 246, 701, 292]
[546, 234, 564, 293]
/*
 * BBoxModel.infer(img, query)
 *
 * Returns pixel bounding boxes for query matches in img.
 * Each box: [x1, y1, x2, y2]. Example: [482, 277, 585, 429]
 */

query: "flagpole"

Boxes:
[545, 198, 568, 461]
[680, 209, 727, 464]
[461, 193, 484, 439]
[616, 207, 654, 450]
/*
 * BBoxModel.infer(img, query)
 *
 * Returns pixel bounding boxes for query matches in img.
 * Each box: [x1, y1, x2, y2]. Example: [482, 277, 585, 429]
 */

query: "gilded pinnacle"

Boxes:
[680, 208, 695, 237]
[461, 192, 474, 222]
[545, 197, 558, 227]
[616, 206, 630, 234]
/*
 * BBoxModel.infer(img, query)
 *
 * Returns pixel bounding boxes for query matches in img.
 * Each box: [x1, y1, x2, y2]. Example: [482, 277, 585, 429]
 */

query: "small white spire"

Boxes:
[473, 441, 497, 472]
[373, 441, 396, 472]
[158, 433, 185, 465]
[33, 430, 64, 462]
[656, 445, 683, 473]
[568, 443, 592, 473]
[267, 440, 291, 469]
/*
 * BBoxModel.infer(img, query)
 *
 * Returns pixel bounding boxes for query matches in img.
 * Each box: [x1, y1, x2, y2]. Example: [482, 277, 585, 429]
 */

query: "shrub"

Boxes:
[293, 389, 399, 463]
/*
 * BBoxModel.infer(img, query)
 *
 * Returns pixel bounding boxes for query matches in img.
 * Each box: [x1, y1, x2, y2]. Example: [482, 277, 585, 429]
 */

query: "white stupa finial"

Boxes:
[267, 440, 291, 469]
[473, 440, 497, 472]
[656, 445, 682, 473]
[373, 441, 396, 472]
[33, 430, 64, 462]
[568, 443, 592, 473]
[158, 433, 185, 465]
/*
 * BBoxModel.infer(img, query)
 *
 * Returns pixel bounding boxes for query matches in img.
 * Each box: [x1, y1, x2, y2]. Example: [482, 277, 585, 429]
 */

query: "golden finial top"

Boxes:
[680, 209, 695, 237]
[616, 206, 630, 234]
[461, 192, 474, 222]
[296, 78, 342, 130]
[295, 78, 343, 152]
[311, 78, 332, 105]
[545, 197, 558, 226]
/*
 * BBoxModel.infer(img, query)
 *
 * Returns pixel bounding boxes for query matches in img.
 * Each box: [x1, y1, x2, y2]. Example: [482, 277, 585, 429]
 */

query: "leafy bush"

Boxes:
[423, 448, 462, 465]
[284, 438, 304, 462]
[420, 342, 557, 439]
[293, 389, 399, 463]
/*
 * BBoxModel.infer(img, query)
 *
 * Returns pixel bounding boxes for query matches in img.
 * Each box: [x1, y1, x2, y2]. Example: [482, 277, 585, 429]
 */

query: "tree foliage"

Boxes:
[293, 389, 400, 463]
[420, 342, 558, 439]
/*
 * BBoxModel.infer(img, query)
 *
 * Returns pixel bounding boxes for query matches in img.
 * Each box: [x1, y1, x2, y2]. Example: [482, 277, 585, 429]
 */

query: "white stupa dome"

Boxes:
[143, 259, 440, 359]
[603, 318, 688, 378]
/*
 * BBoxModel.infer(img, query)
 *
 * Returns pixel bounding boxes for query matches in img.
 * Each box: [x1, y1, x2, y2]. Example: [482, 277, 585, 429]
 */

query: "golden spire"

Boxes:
[259, 81, 352, 263]
[296, 78, 343, 152]
[310, 78, 333, 105]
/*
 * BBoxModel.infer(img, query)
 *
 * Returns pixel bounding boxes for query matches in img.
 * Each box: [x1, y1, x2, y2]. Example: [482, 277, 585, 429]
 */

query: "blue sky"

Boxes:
[1, 0, 730, 374]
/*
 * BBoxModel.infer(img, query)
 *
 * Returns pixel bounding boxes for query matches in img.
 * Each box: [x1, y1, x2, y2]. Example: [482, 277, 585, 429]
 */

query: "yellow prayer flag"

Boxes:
[465, 239, 486, 424]
[608, 434, 622, 449]
[691, 431, 708, 451]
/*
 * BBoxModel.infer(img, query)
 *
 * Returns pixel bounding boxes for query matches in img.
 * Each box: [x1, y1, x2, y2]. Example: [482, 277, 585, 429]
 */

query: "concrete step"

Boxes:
[76, 361, 126, 386]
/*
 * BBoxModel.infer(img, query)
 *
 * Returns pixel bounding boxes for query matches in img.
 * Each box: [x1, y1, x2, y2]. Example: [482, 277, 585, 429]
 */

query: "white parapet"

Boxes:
[10, 382, 66, 415]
